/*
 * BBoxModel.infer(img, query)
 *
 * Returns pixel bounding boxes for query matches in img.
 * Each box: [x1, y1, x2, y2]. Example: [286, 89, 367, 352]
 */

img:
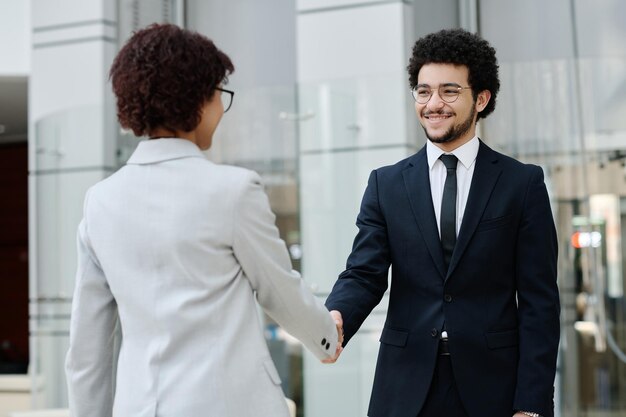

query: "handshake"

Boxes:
[322, 310, 344, 364]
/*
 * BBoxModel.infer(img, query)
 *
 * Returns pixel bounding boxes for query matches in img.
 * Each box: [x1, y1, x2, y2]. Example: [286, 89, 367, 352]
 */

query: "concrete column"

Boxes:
[28, 0, 118, 408]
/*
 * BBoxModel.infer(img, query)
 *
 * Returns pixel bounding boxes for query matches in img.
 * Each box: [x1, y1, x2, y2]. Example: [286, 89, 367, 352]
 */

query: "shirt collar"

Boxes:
[126, 138, 206, 165]
[426, 136, 479, 170]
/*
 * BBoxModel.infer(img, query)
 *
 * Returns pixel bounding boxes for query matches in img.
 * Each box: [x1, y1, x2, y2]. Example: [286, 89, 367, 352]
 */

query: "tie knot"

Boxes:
[440, 154, 458, 170]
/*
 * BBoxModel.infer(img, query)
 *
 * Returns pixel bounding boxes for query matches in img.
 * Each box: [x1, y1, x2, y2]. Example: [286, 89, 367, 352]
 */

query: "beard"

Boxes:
[421, 106, 476, 144]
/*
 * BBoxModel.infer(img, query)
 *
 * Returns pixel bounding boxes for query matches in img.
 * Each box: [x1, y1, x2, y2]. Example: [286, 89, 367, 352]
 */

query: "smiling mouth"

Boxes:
[424, 112, 453, 121]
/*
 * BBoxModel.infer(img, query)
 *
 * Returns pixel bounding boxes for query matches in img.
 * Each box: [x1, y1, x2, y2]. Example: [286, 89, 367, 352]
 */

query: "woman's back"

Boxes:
[66, 139, 335, 417]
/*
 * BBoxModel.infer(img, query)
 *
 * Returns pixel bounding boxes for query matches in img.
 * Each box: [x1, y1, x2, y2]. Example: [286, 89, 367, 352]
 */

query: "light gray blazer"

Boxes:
[65, 139, 337, 417]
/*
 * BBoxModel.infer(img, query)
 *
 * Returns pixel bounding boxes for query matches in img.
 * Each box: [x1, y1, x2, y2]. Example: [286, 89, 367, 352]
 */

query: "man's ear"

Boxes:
[475, 90, 491, 112]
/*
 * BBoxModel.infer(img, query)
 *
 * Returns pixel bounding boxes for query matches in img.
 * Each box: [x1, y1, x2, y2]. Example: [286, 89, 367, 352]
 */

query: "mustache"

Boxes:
[423, 110, 455, 117]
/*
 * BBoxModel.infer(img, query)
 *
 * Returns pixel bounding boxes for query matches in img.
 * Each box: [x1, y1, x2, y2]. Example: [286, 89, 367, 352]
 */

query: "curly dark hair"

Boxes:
[110, 23, 234, 136]
[407, 28, 499, 120]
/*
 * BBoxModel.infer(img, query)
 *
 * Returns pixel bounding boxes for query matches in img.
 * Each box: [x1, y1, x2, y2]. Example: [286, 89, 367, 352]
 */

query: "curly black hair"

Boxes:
[110, 23, 234, 136]
[407, 28, 499, 120]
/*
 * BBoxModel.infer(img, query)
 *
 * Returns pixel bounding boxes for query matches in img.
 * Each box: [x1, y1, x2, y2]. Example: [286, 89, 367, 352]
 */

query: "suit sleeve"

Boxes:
[232, 171, 338, 361]
[325, 170, 391, 345]
[513, 166, 560, 417]
[65, 193, 118, 417]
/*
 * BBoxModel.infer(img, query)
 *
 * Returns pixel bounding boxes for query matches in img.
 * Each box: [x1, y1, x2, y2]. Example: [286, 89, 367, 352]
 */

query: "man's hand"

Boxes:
[322, 310, 344, 363]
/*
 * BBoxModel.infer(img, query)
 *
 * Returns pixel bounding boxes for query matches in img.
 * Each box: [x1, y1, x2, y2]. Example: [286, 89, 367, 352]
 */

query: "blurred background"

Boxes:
[0, 0, 625, 416]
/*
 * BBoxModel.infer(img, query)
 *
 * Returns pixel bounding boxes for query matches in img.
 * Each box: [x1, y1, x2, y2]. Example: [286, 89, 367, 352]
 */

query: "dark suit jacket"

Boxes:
[326, 141, 560, 417]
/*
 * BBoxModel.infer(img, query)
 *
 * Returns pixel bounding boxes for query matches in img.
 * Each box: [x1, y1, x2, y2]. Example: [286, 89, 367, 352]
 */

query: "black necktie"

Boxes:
[440, 154, 458, 269]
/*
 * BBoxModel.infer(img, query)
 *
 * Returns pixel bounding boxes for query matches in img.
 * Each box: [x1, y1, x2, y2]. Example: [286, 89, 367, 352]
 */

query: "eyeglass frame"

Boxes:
[216, 87, 235, 112]
[411, 83, 472, 104]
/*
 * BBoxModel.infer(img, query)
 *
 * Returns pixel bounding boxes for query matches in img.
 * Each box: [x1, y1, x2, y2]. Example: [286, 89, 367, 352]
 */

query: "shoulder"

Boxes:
[203, 164, 266, 205]
[212, 163, 261, 188]
[374, 147, 423, 174]
[179, 159, 261, 190]
[84, 168, 120, 199]
[481, 142, 543, 178]
[208, 162, 257, 180]
[373, 148, 424, 180]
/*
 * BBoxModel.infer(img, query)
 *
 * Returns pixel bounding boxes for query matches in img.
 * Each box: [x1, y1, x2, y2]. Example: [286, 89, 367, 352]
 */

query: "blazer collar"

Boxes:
[403, 147, 448, 279]
[127, 138, 206, 165]
[448, 140, 502, 277]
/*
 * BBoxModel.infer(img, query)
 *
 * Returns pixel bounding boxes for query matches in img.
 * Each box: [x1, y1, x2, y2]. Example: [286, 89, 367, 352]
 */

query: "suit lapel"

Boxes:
[447, 141, 502, 278]
[402, 148, 447, 279]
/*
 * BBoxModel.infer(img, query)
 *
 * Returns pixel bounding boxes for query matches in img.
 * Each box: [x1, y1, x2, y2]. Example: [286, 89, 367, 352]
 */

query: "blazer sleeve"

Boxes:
[325, 170, 391, 345]
[65, 193, 118, 417]
[232, 171, 338, 361]
[513, 166, 560, 417]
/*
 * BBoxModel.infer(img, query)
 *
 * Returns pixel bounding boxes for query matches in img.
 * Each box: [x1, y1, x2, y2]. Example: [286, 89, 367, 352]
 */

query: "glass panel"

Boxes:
[34, 106, 111, 171]
[208, 85, 299, 178]
[300, 147, 408, 293]
[29, 302, 71, 409]
[297, 73, 415, 417]
[480, 1, 626, 416]
[298, 73, 413, 152]
[31, 108, 113, 408]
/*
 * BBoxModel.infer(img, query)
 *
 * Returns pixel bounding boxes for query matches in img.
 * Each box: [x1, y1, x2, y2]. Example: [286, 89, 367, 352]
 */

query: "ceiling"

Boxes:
[0, 76, 28, 144]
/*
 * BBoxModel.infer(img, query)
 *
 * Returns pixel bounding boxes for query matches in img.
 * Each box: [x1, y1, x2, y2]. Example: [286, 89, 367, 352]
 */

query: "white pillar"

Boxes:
[28, 0, 118, 408]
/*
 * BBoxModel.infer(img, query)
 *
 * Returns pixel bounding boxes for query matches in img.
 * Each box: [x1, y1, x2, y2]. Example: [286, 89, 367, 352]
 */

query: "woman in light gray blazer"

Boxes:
[65, 24, 341, 417]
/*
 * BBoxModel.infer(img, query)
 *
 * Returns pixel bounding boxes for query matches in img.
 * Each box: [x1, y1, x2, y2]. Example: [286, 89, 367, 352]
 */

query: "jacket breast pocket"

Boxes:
[485, 329, 519, 349]
[475, 214, 512, 233]
[379, 327, 409, 347]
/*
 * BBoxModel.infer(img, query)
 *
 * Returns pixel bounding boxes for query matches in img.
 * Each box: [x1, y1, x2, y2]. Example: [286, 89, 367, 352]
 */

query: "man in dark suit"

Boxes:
[324, 29, 560, 417]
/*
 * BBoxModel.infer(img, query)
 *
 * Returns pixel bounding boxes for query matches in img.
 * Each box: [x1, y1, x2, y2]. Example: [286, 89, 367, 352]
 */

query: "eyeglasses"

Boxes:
[216, 87, 235, 112]
[411, 84, 472, 104]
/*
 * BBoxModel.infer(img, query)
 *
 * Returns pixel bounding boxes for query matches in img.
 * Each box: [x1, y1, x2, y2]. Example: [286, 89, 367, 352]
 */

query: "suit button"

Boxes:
[444, 294, 452, 302]
[431, 328, 438, 338]
[321, 338, 327, 346]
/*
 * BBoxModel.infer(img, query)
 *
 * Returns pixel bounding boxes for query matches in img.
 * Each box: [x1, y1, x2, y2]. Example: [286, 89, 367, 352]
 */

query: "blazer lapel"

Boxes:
[402, 148, 447, 279]
[447, 141, 502, 278]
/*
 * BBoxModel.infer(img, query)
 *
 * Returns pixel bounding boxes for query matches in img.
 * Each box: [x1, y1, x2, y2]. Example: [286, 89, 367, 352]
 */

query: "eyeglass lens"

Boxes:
[413, 85, 463, 104]
[221, 91, 232, 112]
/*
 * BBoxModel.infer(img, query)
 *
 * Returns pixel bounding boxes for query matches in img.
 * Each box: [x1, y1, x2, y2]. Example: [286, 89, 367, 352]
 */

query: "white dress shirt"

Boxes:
[426, 136, 479, 237]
